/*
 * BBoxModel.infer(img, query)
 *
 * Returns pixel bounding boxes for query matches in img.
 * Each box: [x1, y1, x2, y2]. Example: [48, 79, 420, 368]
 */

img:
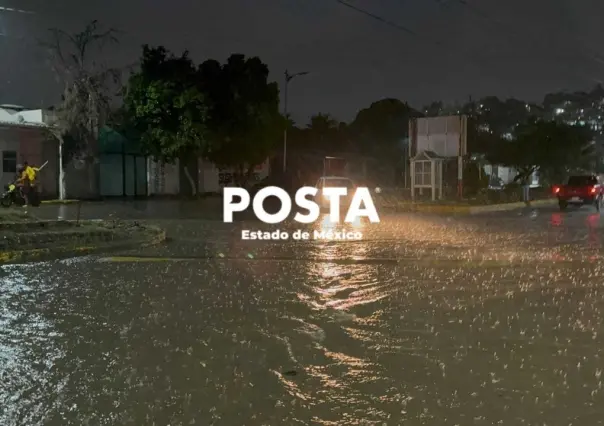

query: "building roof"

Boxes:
[320, 176, 353, 180]
[411, 150, 446, 161]
[0, 104, 28, 111]
[0, 120, 48, 129]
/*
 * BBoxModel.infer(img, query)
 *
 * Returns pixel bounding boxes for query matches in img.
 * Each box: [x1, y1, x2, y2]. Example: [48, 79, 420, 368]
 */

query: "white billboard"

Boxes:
[409, 115, 467, 158]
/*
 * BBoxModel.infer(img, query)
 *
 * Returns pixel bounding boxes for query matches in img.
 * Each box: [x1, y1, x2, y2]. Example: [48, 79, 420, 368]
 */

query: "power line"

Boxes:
[334, 0, 420, 39]
[335, 0, 601, 90]
[332, 0, 504, 76]
[442, 0, 603, 85]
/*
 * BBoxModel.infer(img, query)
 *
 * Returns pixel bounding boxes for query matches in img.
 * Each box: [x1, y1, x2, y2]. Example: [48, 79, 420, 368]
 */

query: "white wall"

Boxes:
[200, 159, 270, 192]
[413, 115, 467, 157]
[0, 107, 44, 125]
[483, 164, 540, 188]
[148, 158, 271, 195]
[19, 110, 44, 123]
[148, 159, 180, 195]
[0, 109, 17, 122]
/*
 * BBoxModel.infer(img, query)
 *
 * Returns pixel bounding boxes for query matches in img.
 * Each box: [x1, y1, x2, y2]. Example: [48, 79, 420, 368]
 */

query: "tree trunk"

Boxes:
[183, 165, 197, 196]
[86, 155, 99, 198]
[58, 135, 66, 200]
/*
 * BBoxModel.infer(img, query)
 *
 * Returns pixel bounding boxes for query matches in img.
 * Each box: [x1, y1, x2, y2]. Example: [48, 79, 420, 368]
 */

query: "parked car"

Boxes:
[554, 175, 604, 211]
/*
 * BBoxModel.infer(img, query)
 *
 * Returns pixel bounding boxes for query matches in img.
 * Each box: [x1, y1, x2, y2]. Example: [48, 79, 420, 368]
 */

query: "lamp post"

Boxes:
[283, 69, 309, 173]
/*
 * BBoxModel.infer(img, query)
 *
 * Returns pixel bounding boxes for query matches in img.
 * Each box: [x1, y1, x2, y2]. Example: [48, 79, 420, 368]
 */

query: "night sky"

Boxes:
[1, 0, 604, 124]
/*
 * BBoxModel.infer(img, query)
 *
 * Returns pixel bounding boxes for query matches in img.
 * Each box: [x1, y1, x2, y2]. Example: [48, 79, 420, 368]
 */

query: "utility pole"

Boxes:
[283, 69, 309, 173]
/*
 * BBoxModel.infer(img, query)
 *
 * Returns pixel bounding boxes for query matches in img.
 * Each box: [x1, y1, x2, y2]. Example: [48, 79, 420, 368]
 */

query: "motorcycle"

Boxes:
[1, 161, 47, 208]
[1, 183, 40, 207]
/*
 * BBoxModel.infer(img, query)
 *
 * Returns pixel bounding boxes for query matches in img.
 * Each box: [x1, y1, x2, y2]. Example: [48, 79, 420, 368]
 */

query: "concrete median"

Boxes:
[374, 194, 556, 215]
[0, 219, 166, 264]
[40, 199, 81, 205]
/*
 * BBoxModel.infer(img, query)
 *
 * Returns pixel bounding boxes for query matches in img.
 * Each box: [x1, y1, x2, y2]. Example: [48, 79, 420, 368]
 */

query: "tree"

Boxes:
[307, 113, 338, 134]
[349, 98, 420, 156]
[304, 113, 339, 150]
[43, 20, 121, 199]
[422, 101, 444, 116]
[123, 45, 208, 194]
[347, 97, 420, 179]
[488, 120, 594, 184]
[199, 54, 283, 186]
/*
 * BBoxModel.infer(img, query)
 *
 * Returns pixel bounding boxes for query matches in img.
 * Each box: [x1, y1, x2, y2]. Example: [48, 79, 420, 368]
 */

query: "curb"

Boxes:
[378, 198, 556, 215]
[0, 226, 166, 265]
[0, 219, 78, 231]
[40, 199, 80, 205]
[468, 198, 556, 214]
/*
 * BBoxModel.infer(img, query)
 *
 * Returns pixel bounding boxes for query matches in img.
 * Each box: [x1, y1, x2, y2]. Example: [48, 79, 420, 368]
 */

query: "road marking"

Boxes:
[98, 255, 400, 264]
[96, 255, 594, 268]
[99, 256, 178, 263]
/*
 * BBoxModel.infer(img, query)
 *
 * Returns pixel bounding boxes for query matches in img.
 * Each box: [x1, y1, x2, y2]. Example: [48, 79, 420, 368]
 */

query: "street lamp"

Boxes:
[283, 69, 309, 173]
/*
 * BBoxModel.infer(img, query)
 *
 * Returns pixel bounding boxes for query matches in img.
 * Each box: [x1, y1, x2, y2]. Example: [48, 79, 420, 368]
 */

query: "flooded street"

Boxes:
[2, 202, 604, 425]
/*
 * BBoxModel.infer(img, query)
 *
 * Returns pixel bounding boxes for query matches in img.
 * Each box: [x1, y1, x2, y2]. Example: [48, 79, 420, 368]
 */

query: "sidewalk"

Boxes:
[375, 195, 556, 215]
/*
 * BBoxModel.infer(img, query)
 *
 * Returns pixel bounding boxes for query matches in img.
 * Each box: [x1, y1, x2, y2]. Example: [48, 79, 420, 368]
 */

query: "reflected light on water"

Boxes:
[586, 213, 600, 228]
[318, 214, 363, 234]
[319, 214, 337, 233]
[550, 213, 563, 227]
[586, 213, 601, 249]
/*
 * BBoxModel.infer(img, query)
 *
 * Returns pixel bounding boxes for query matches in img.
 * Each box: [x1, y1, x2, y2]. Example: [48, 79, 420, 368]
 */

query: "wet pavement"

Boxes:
[2, 201, 604, 425]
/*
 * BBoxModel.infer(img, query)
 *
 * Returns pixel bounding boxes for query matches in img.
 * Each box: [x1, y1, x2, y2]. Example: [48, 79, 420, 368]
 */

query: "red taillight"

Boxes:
[553, 186, 560, 194]
[590, 186, 597, 194]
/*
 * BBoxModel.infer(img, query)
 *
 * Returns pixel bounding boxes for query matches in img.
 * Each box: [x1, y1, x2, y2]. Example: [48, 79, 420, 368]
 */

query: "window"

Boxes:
[414, 161, 432, 186]
[2, 151, 17, 173]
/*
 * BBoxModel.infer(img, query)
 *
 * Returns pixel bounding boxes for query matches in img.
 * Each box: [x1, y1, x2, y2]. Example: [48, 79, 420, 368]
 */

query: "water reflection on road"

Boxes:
[1, 209, 604, 424]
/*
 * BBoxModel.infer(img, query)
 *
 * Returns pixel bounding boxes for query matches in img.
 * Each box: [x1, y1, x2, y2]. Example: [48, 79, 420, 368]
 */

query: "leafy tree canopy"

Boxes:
[488, 120, 594, 183]
[200, 54, 283, 182]
[43, 19, 121, 163]
[349, 98, 420, 156]
[123, 45, 208, 164]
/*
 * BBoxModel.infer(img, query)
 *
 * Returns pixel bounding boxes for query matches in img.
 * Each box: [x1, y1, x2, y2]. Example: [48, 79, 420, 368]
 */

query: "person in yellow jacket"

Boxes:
[16, 161, 40, 207]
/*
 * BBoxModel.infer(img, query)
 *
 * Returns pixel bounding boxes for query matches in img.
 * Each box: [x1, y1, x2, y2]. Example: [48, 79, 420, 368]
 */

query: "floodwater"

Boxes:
[2, 205, 604, 425]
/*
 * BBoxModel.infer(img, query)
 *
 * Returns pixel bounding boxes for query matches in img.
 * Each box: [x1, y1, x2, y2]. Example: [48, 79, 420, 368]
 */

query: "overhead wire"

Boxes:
[441, 0, 603, 86]
[332, 0, 522, 83]
[334, 0, 601, 89]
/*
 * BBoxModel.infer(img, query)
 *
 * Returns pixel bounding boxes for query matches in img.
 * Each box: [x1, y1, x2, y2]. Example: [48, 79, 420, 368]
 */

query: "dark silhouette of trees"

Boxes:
[43, 20, 121, 198]
[488, 120, 594, 184]
[199, 54, 283, 186]
[123, 45, 208, 194]
[349, 98, 420, 157]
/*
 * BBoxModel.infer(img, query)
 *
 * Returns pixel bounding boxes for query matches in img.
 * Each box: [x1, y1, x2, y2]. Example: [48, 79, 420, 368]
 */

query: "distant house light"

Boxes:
[555, 108, 564, 114]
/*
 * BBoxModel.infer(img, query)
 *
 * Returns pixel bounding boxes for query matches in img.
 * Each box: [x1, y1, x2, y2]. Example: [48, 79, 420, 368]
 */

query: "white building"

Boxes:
[482, 164, 539, 188]
[0, 105, 58, 196]
[147, 158, 270, 195]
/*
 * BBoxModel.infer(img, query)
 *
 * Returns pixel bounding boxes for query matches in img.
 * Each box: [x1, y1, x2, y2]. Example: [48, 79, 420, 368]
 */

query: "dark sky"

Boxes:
[1, 0, 604, 124]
